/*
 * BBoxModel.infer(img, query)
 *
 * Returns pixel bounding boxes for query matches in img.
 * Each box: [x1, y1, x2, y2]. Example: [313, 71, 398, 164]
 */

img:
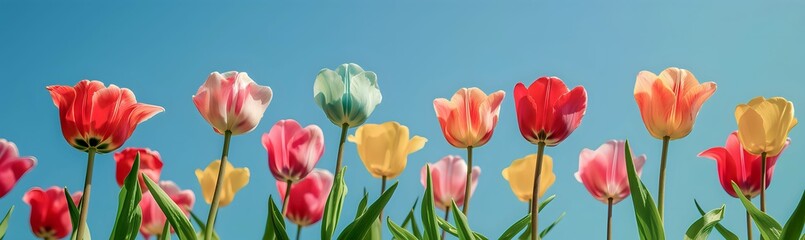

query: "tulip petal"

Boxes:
[736, 108, 767, 155]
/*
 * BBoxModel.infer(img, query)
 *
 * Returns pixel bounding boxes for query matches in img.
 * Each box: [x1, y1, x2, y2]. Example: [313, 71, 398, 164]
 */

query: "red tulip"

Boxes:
[420, 155, 480, 210]
[575, 140, 646, 205]
[276, 169, 333, 226]
[699, 132, 789, 198]
[0, 139, 36, 198]
[23, 187, 82, 239]
[192, 71, 273, 135]
[46, 80, 164, 153]
[114, 148, 164, 192]
[433, 88, 505, 148]
[139, 181, 195, 239]
[513, 77, 587, 146]
[262, 119, 325, 183]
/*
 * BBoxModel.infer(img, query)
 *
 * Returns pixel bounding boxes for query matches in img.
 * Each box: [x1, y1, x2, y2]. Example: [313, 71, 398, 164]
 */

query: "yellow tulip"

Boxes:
[502, 154, 556, 202]
[195, 159, 250, 207]
[735, 96, 797, 156]
[348, 121, 427, 179]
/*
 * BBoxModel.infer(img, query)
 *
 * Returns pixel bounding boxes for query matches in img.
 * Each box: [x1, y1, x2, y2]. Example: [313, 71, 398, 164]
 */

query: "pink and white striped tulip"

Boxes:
[192, 71, 273, 135]
[575, 140, 646, 204]
[420, 155, 480, 210]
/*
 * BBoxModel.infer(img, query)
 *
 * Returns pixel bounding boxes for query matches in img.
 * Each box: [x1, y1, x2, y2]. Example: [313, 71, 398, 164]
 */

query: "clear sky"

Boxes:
[1, 1, 803, 239]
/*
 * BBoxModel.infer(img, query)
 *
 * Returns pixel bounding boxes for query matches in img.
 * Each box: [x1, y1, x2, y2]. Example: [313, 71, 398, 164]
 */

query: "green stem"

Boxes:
[282, 180, 293, 214]
[760, 152, 767, 213]
[530, 142, 546, 240]
[296, 224, 302, 240]
[607, 198, 613, 240]
[462, 146, 473, 215]
[380, 176, 387, 220]
[204, 130, 232, 240]
[75, 148, 96, 240]
[334, 123, 349, 176]
[746, 209, 753, 240]
[442, 205, 450, 240]
[657, 136, 670, 220]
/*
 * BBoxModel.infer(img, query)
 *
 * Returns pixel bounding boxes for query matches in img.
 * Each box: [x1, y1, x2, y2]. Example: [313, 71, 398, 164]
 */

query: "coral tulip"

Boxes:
[139, 181, 195, 239]
[313, 63, 382, 128]
[196, 160, 250, 207]
[420, 155, 480, 210]
[46, 80, 164, 153]
[735, 96, 797, 157]
[23, 187, 82, 240]
[575, 140, 646, 205]
[634, 67, 717, 140]
[502, 154, 556, 202]
[699, 132, 788, 198]
[262, 119, 325, 183]
[114, 147, 163, 192]
[192, 71, 274, 136]
[433, 88, 505, 148]
[513, 76, 587, 146]
[276, 169, 333, 227]
[0, 139, 36, 198]
[348, 121, 427, 179]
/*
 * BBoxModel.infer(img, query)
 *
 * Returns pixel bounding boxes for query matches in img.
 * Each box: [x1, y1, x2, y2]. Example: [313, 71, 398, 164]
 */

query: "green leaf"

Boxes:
[387, 217, 418, 240]
[694, 200, 738, 240]
[421, 165, 439, 240]
[267, 196, 290, 240]
[144, 176, 197, 240]
[436, 216, 487, 240]
[66, 192, 90, 240]
[159, 222, 171, 240]
[539, 212, 565, 239]
[781, 190, 805, 240]
[322, 167, 348, 240]
[518, 222, 531, 240]
[400, 199, 422, 239]
[538, 195, 556, 212]
[337, 182, 399, 240]
[499, 214, 530, 240]
[732, 182, 782, 240]
[361, 218, 382, 240]
[0, 206, 13, 240]
[624, 141, 666, 240]
[450, 200, 475, 240]
[517, 197, 557, 240]
[684, 204, 726, 240]
[189, 210, 205, 230]
[355, 188, 369, 219]
[110, 152, 143, 240]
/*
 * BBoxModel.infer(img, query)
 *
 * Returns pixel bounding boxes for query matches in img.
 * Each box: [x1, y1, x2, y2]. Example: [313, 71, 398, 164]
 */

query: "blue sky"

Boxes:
[1, 1, 803, 239]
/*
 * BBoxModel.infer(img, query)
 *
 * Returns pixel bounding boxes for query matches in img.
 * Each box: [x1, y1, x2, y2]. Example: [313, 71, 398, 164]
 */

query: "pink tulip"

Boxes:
[420, 155, 480, 210]
[114, 147, 164, 192]
[575, 140, 646, 204]
[276, 169, 333, 226]
[192, 71, 273, 135]
[0, 139, 36, 198]
[699, 132, 788, 198]
[139, 181, 195, 239]
[262, 119, 325, 183]
[433, 88, 505, 148]
[23, 187, 82, 239]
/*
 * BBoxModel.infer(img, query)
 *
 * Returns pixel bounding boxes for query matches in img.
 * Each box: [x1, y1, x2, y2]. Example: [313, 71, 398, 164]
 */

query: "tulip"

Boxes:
[699, 131, 789, 240]
[46, 80, 163, 239]
[513, 76, 585, 239]
[502, 154, 556, 203]
[420, 155, 480, 211]
[193, 71, 271, 239]
[276, 169, 333, 240]
[23, 187, 82, 240]
[633, 67, 716, 219]
[314, 63, 383, 177]
[634, 67, 717, 140]
[114, 148, 164, 192]
[433, 88, 505, 148]
[262, 119, 325, 183]
[192, 71, 274, 136]
[348, 121, 427, 180]
[734, 96, 797, 213]
[575, 140, 646, 240]
[0, 139, 36, 198]
[196, 159, 250, 207]
[140, 181, 195, 239]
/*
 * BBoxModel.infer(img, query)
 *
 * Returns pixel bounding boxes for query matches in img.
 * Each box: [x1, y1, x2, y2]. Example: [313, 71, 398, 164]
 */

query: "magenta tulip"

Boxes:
[0, 139, 36, 198]
[420, 155, 480, 210]
[262, 119, 325, 183]
[23, 187, 82, 239]
[699, 132, 788, 198]
[575, 140, 646, 205]
[139, 181, 195, 239]
[277, 169, 333, 227]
